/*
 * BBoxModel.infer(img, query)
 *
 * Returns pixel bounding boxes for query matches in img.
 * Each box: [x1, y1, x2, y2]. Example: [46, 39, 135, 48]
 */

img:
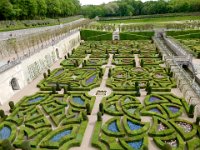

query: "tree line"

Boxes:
[81, 0, 200, 18]
[0, 0, 200, 20]
[0, 0, 80, 20]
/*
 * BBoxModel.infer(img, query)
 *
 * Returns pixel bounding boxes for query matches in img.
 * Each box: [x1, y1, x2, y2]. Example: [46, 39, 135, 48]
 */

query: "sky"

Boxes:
[80, 0, 153, 5]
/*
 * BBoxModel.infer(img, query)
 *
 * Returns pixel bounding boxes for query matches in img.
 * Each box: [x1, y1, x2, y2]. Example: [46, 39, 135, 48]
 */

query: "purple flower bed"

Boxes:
[28, 96, 44, 104]
[149, 97, 160, 102]
[72, 96, 84, 105]
[127, 108, 136, 114]
[150, 108, 161, 114]
[86, 75, 96, 85]
[51, 130, 71, 142]
[0, 126, 11, 140]
[127, 120, 142, 131]
[54, 69, 64, 76]
[128, 139, 143, 149]
[108, 121, 119, 132]
[168, 106, 179, 113]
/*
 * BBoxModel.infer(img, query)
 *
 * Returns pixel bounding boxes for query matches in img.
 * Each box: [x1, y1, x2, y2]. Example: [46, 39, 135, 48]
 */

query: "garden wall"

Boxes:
[0, 31, 81, 105]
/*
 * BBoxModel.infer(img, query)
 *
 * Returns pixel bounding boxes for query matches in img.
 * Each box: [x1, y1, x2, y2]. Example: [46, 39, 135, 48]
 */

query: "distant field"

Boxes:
[99, 15, 200, 24]
[0, 15, 83, 32]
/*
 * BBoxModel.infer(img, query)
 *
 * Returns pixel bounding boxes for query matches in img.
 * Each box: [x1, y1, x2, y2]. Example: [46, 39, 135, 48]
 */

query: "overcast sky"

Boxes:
[80, 0, 154, 5]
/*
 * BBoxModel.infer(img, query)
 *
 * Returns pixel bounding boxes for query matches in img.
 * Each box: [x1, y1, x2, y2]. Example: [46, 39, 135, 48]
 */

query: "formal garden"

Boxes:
[0, 37, 200, 150]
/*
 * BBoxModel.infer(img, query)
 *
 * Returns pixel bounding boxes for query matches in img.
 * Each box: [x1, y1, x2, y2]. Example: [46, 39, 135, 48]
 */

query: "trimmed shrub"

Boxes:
[163, 144, 172, 150]
[82, 111, 88, 121]
[47, 69, 51, 76]
[64, 86, 67, 94]
[68, 83, 71, 91]
[2, 139, 14, 150]
[140, 59, 144, 67]
[0, 109, 5, 118]
[52, 87, 57, 94]
[21, 141, 31, 150]
[99, 71, 103, 78]
[108, 69, 112, 78]
[196, 116, 200, 125]
[188, 104, 195, 118]
[9, 101, 14, 109]
[9, 101, 14, 112]
[56, 82, 61, 91]
[133, 60, 136, 67]
[67, 53, 70, 58]
[143, 145, 148, 150]
[86, 103, 91, 115]
[64, 55, 67, 59]
[97, 112, 102, 121]
[99, 103, 104, 114]
[43, 73, 47, 79]
[135, 81, 139, 88]
[198, 52, 200, 59]
[147, 86, 152, 95]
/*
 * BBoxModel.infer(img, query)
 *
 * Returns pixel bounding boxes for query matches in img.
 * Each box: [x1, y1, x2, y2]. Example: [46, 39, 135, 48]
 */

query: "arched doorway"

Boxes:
[11, 78, 20, 90]
[56, 49, 59, 59]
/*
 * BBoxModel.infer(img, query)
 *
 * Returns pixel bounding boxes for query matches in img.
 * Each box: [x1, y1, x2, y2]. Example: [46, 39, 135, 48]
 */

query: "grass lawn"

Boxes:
[99, 15, 200, 25]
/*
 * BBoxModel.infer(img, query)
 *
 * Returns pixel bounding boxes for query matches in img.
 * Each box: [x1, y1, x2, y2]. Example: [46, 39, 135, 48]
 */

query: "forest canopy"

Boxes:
[81, 0, 200, 18]
[0, 0, 200, 20]
[0, 0, 80, 20]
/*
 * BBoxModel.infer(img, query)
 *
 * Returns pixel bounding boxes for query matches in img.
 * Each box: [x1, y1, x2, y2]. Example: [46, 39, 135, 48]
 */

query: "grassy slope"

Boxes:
[0, 16, 83, 32]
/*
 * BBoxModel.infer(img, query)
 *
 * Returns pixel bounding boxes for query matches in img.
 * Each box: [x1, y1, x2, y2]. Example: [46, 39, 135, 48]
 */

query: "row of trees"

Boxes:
[81, 0, 200, 18]
[0, 0, 80, 20]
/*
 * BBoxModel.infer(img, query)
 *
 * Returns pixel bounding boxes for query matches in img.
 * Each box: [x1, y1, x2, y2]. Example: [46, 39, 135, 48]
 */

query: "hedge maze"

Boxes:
[0, 40, 199, 150]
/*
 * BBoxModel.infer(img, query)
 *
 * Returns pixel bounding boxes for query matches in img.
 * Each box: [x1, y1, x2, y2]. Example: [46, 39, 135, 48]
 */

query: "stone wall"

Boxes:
[0, 31, 81, 105]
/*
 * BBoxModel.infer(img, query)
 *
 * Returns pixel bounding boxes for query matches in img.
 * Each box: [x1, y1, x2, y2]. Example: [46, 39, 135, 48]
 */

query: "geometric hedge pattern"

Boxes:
[0, 40, 199, 150]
